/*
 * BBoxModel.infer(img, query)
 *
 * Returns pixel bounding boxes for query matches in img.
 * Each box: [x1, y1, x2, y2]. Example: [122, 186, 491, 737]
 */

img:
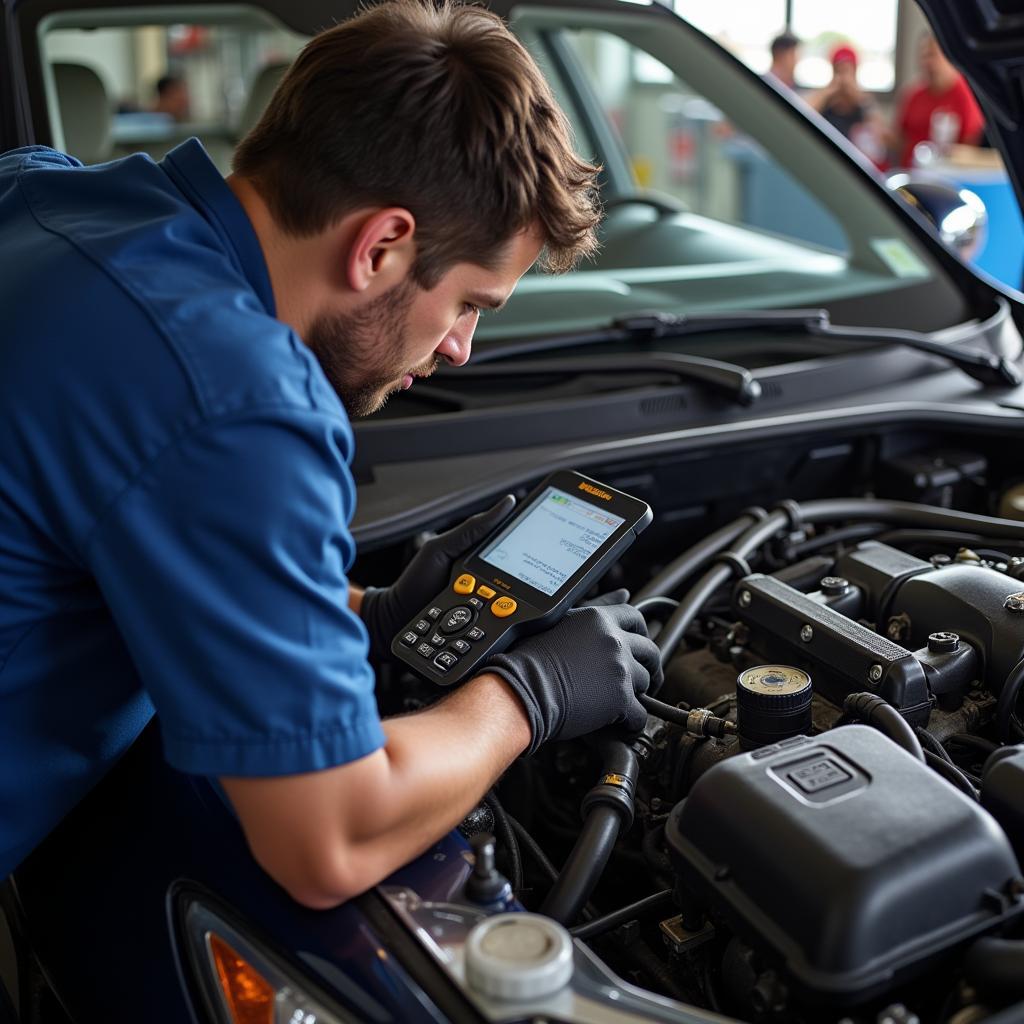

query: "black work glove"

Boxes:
[360, 495, 516, 663]
[486, 601, 662, 756]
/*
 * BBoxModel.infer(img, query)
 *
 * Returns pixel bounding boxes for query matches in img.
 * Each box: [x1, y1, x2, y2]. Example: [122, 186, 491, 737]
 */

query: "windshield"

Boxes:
[484, 5, 968, 343]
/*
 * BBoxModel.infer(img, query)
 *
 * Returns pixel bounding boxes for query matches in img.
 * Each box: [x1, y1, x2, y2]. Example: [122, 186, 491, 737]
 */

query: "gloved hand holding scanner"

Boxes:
[362, 470, 660, 751]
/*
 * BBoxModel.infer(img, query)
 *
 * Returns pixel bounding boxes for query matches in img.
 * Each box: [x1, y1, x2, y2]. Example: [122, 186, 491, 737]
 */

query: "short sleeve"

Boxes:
[85, 407, 385, 777]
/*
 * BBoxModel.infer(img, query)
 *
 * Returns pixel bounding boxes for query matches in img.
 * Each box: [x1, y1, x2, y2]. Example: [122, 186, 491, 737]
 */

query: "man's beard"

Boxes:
[304, 278, 437, 418]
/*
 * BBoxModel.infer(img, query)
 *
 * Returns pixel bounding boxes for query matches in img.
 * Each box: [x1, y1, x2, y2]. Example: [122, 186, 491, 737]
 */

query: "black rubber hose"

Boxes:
[997, 659, 1024, 743]
[634, 513, 762, 602]
[541, 807, 620, 925]
[638, 693, 691, 725]
[877, 529, 1024, 555]
[540, 741, 638, 925]
[845, 693, 926, 762]
[965, 937, 1024, 1000]
[656, 510, 790, 660]
[792, 522, 885, 557]
[484, 792, 523, 893]
[947, 733, 999, 757]
[924, 749, 980, 799]
[570, 889, 674, 940]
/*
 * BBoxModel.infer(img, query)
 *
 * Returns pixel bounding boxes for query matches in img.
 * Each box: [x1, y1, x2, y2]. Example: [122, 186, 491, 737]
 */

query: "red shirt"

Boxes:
[897, 74, 984, 167]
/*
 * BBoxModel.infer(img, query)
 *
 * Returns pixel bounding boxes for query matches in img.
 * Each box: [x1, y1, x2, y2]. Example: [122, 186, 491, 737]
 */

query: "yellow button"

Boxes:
[453, 574, 476, 594]
[491, 596, 517, 618]
[477, 585, 496, 599]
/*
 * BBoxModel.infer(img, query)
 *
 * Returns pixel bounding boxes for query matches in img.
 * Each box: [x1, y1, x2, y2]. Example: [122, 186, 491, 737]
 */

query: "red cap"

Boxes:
[830, 44, 858, 69]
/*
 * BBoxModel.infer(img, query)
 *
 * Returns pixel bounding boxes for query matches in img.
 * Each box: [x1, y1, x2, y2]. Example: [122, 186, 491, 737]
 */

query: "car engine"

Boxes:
[378, 463, 1024, 1024]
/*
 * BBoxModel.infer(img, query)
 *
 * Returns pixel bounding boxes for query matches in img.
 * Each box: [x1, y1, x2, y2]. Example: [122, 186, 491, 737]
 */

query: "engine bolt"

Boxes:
[739, 590, 752, 608]
[800, 625, 813, 642]
[1005, 593, 1024, 613]
[928, 631, 960, 653]
[819, 576, 850, 596]
[869, 664, 884, 683]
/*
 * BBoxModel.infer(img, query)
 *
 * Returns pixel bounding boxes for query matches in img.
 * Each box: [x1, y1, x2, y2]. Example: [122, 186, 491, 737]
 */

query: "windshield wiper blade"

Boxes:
[439, 352, 763, 406]
[474, 309, 1022, 389]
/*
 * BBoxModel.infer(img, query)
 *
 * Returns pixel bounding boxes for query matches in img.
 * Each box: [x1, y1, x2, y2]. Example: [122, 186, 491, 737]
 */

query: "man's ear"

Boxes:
[345, 208, 416, 294]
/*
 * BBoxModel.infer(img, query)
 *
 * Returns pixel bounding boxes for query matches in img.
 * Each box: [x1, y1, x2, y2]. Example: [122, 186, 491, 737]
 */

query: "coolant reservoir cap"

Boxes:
[464, 913, 574, 1001]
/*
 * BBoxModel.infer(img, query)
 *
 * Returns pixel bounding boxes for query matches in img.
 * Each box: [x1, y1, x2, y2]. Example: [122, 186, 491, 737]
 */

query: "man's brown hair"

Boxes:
[234, 0, 601, 287]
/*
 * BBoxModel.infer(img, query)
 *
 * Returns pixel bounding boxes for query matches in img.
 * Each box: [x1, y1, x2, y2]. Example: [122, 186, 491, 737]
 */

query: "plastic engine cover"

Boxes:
[666, 726, 1024, 1001]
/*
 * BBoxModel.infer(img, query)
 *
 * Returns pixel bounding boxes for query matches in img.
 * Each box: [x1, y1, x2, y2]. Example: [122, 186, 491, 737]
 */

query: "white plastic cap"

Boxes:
[464, 913, 574, 1002]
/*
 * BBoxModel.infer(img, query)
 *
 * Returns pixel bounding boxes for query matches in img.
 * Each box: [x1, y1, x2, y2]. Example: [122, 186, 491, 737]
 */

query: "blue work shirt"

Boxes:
[0, 140, 385, 878]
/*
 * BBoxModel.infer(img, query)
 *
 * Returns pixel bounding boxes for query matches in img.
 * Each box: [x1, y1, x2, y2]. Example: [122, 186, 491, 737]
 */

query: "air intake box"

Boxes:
[666, 726, 1024, 1002]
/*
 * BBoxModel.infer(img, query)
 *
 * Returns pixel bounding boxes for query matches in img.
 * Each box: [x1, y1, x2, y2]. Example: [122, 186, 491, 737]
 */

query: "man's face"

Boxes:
[919, 38, 954, 88]
[306, 227, 544, 417]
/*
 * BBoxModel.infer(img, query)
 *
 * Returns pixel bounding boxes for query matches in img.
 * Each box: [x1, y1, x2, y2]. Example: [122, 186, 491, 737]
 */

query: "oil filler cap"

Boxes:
[737, 664, 813, 748]
[464, 913, 573, 1001]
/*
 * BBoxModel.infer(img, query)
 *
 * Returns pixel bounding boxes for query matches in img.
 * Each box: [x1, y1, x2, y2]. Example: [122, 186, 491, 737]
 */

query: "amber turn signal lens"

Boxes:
[208, 933, 275, 1024]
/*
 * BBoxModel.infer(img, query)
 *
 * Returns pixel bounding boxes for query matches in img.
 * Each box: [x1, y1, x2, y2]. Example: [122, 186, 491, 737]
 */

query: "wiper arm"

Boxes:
[474, 309, 1022, 389]
[440, 352, 763, 406]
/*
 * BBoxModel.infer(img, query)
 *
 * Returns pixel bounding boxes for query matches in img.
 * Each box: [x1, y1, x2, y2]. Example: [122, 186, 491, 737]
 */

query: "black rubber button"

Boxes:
[467, 626, 486, 641]
[400, 631, 418, 647]
[427, 606, 443, 620]
[416, 642, 436, 658]
[451, 639, 471, 654]
[413, 619, 431, 634]
[429, 633, 446, 647]
[434, 651, 459, 672]
[440, 606, 474, 635]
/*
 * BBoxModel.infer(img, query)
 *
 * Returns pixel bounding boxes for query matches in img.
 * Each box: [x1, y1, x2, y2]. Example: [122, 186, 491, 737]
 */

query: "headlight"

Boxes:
[174, 889, 358, 1024]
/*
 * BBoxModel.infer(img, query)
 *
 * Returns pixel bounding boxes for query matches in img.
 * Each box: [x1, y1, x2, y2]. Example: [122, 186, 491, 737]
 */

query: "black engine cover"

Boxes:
[666, 726, 1024, 1002]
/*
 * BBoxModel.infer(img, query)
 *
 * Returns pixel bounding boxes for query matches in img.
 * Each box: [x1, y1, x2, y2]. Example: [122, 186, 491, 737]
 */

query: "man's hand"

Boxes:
[359, 495, 516, 661]
[486, 600, 661, 755]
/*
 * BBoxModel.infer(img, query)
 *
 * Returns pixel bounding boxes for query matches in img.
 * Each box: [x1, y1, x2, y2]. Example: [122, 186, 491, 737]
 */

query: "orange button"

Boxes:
[477, 585, 496, 599]
[491, 596, 517, 618]
[453, 574, 476, 595]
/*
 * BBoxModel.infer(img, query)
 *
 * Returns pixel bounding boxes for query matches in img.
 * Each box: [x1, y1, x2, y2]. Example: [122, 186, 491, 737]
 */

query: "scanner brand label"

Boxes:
[578, 481, 613, 501]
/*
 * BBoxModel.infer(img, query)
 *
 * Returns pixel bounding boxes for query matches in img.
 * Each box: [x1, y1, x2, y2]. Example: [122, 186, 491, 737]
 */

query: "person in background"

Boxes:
[765, 32, 801, 93]
[893, 33, 984, 168]
[152, 74, 190, 121]
[810, 44, 886, 168]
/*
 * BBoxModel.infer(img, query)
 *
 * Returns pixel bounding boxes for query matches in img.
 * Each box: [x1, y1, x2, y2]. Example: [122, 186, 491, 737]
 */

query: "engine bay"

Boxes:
[369, 435, 1024, 1023]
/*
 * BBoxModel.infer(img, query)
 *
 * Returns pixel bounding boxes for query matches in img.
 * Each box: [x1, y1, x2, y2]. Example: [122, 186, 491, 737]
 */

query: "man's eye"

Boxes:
[463, 303, 482, 317]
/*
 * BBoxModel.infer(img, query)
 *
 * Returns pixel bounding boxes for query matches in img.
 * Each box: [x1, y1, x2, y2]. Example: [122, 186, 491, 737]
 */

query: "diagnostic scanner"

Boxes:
[391, 469, 652, 686]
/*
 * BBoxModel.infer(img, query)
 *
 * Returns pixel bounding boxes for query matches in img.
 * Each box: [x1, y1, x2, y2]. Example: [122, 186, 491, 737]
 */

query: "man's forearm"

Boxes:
[222, 672, 530, 908]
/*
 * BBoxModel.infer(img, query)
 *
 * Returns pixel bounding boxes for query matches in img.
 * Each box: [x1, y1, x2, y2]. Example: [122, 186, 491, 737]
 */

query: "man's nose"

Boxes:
[436, 327, 474, 367]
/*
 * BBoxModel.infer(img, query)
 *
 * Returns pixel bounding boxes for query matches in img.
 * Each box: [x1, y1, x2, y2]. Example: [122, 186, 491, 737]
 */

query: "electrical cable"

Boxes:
[506, 813, 559, 884]
[570, 889, 674, 940]
[844, 693, 925, 762]
[916, 726, 954, 764]
[483, 792, 523, 893]
[923, 749, 980, 799]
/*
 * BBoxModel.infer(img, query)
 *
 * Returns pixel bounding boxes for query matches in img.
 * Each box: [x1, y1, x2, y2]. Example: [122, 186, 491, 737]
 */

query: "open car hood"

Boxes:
[915, 0, 1024, 214]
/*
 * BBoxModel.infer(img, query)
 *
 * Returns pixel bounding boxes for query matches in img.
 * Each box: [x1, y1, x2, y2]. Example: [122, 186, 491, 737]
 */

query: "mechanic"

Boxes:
[0, 0, 661, 908]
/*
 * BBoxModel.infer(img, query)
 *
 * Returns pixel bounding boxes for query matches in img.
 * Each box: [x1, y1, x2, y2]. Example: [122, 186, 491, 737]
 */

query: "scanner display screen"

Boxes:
[479, 486, 625, 596]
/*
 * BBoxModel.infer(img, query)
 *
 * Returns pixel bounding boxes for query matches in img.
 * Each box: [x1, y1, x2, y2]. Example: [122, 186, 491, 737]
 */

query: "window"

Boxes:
[40, 10, 306, 170]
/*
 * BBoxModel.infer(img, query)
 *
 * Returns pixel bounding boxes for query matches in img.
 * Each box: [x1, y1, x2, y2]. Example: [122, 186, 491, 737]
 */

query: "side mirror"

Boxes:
[886, 173, 988, 262]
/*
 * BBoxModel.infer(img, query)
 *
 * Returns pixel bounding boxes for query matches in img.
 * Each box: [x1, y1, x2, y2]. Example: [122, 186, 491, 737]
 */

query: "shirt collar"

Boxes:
[160, 138, 276, 316]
